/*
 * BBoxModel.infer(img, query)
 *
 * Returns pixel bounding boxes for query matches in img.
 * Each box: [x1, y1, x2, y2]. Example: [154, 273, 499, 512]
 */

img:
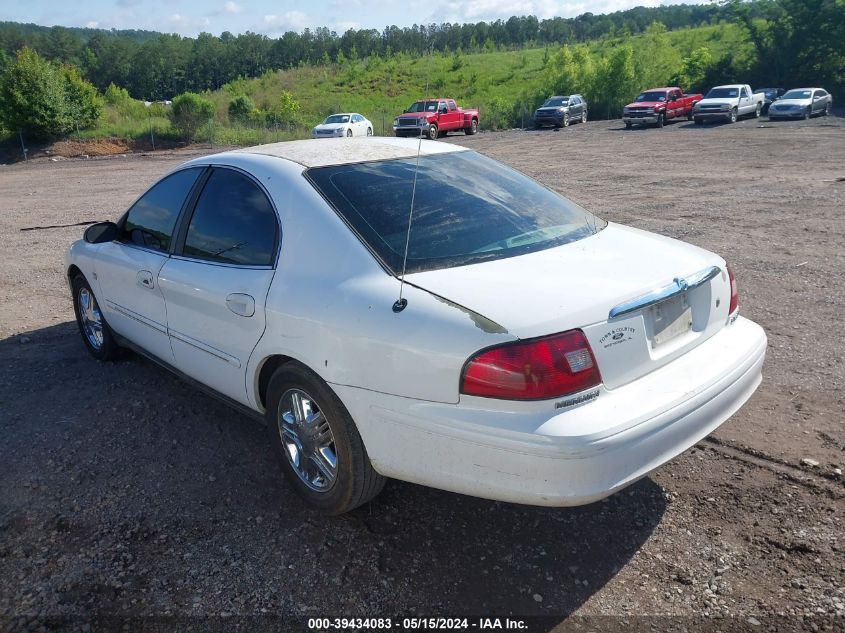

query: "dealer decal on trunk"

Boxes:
[599, 326, 636, 348]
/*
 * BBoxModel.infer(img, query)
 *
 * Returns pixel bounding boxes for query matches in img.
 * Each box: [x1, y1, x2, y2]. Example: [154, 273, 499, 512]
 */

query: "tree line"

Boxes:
[0, 0, 841, 141]
[0, 3, 737, 100]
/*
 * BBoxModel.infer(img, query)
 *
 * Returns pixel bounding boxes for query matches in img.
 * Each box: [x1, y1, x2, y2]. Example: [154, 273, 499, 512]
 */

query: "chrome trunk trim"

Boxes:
[608, 266, 721, 320]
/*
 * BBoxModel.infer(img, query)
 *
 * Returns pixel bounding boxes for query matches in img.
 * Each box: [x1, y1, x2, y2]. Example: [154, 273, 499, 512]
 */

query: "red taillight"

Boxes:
[727, 264, 739, 315]
[461, 330, 602, 400]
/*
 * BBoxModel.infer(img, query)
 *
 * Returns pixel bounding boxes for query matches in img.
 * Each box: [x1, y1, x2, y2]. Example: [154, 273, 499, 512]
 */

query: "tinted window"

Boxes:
[635, 92, 667, 102]
[183, 169, 278, 266]
[307, 151, 606, 274]
[122, 168, 201, 252]
[705, 87, 739, 98]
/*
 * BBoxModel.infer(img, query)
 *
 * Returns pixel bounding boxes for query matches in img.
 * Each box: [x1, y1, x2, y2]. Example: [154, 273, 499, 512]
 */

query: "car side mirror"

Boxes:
[84, 221, 119, 244]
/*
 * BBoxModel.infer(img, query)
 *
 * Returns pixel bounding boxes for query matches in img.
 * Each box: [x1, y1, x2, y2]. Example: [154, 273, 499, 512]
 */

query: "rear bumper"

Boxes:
[334, 317, 767, 506]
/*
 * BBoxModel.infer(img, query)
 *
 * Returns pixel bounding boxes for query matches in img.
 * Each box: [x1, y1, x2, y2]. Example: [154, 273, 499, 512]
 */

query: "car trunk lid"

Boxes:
[406, 223, 733, 390]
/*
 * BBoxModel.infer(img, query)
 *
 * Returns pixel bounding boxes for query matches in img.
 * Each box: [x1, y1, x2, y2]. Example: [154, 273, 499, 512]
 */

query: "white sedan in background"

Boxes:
[312, 112, 373, 138]
[65, 138, 766, 515]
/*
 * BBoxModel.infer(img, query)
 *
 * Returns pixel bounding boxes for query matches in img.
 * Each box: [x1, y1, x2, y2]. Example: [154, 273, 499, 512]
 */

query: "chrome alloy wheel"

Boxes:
[78, 287, 104, 350]
[277, 389, 338, 491]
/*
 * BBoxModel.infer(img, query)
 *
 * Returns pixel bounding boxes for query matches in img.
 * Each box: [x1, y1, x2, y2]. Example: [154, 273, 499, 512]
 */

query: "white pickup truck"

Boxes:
[692, 84, 764, 124]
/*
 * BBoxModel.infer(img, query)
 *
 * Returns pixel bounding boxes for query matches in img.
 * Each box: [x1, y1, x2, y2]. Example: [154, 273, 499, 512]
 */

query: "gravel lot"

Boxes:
[1, 114, 843, 631]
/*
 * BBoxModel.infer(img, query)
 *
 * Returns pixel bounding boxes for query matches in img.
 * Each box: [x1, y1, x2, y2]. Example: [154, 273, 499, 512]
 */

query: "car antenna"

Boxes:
[393, 53, 432, 314]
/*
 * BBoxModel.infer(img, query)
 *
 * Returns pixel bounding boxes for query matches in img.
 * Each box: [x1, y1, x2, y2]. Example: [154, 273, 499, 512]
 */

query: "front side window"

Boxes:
[307, 151, 606, 274]
[182, 169, 278, 266]
[122, 168, 202, 252]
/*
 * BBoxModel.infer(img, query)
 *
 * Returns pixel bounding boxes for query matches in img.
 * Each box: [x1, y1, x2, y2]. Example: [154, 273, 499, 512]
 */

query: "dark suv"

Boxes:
[533, 94, 588, 128]
[753, 87, 785, 114]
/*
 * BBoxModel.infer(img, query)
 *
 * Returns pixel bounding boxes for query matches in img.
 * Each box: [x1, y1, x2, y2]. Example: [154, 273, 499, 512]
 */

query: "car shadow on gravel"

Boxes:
[1, 323, 667, 622]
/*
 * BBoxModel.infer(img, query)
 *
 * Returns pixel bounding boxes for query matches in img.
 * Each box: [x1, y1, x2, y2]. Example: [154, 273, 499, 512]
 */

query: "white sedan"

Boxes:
[311, 112, 373, 138]
[65, 138, 766, 514]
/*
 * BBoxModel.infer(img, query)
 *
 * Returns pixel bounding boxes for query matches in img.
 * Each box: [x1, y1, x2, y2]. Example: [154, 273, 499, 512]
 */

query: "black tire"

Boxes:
[729, 108, 738, 124]
[581, 110, 588, 124]
[71, 274, 120, 361]
[266, 363, 386, 515]
[346, 129, 353, 137]
[803, 107, 811, 120]
[824, 103, 831, 116]
[366, 127, 373, 136]
[754, 103, 762, 118]
[656, 112, 665, 128]
[562, 113, 570, 127]
[466, 118, 478, 135]
[625, 121, 632, 129]
[427, 124, 438, 140]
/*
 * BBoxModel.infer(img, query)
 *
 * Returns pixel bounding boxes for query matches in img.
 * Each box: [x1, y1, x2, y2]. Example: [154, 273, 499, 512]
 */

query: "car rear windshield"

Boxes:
[306, 151, 606, 274]
[705, 87, 739, 98]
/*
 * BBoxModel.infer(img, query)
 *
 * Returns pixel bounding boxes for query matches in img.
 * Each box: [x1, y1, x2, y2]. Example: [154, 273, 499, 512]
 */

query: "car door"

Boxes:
[95, 167, 204, 363]
[569, 96, 580, 119]
[738, 86, 752, 114]
[158, 167, 279, 406]
[812, 90, 826, 114]
[667, 91, 679, 118]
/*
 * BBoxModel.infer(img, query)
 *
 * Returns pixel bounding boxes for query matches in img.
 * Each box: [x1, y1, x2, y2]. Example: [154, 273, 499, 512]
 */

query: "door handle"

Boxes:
[137, 270, 155, 289]
[226, 293, 255, 317]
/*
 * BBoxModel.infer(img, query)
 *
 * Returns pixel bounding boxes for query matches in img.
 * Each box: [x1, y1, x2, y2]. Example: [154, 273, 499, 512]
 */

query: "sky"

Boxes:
[0, 1, 711, 38]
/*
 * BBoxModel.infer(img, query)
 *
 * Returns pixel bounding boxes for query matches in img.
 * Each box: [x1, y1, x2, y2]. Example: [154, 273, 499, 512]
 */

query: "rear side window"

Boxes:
[182, 168, 278, 266]
[122, 168, 201, 252]
[307, 151, 606, 274]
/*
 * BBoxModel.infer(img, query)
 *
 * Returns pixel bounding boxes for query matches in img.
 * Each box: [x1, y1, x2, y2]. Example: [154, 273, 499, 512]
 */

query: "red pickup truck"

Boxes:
[622, 87, 702, 128]
[393, 98, 479, 140]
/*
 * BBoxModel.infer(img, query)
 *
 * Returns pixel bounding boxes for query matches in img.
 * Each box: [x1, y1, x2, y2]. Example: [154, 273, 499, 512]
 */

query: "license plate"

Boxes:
[650, 295, 692, 347]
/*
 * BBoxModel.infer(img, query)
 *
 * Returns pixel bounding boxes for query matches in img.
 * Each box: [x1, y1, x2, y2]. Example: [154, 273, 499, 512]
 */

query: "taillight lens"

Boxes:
[727, 264, 739, 315]
[461, 330, 602, 400]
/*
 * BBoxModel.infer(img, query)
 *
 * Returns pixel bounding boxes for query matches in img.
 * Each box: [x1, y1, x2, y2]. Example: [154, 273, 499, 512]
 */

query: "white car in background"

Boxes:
[312, 112, 373, 138]
[65, 138, 766, 515]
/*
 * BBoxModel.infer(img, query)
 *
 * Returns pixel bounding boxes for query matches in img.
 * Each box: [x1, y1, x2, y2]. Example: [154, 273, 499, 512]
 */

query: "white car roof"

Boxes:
[233, 137, 469, 168]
